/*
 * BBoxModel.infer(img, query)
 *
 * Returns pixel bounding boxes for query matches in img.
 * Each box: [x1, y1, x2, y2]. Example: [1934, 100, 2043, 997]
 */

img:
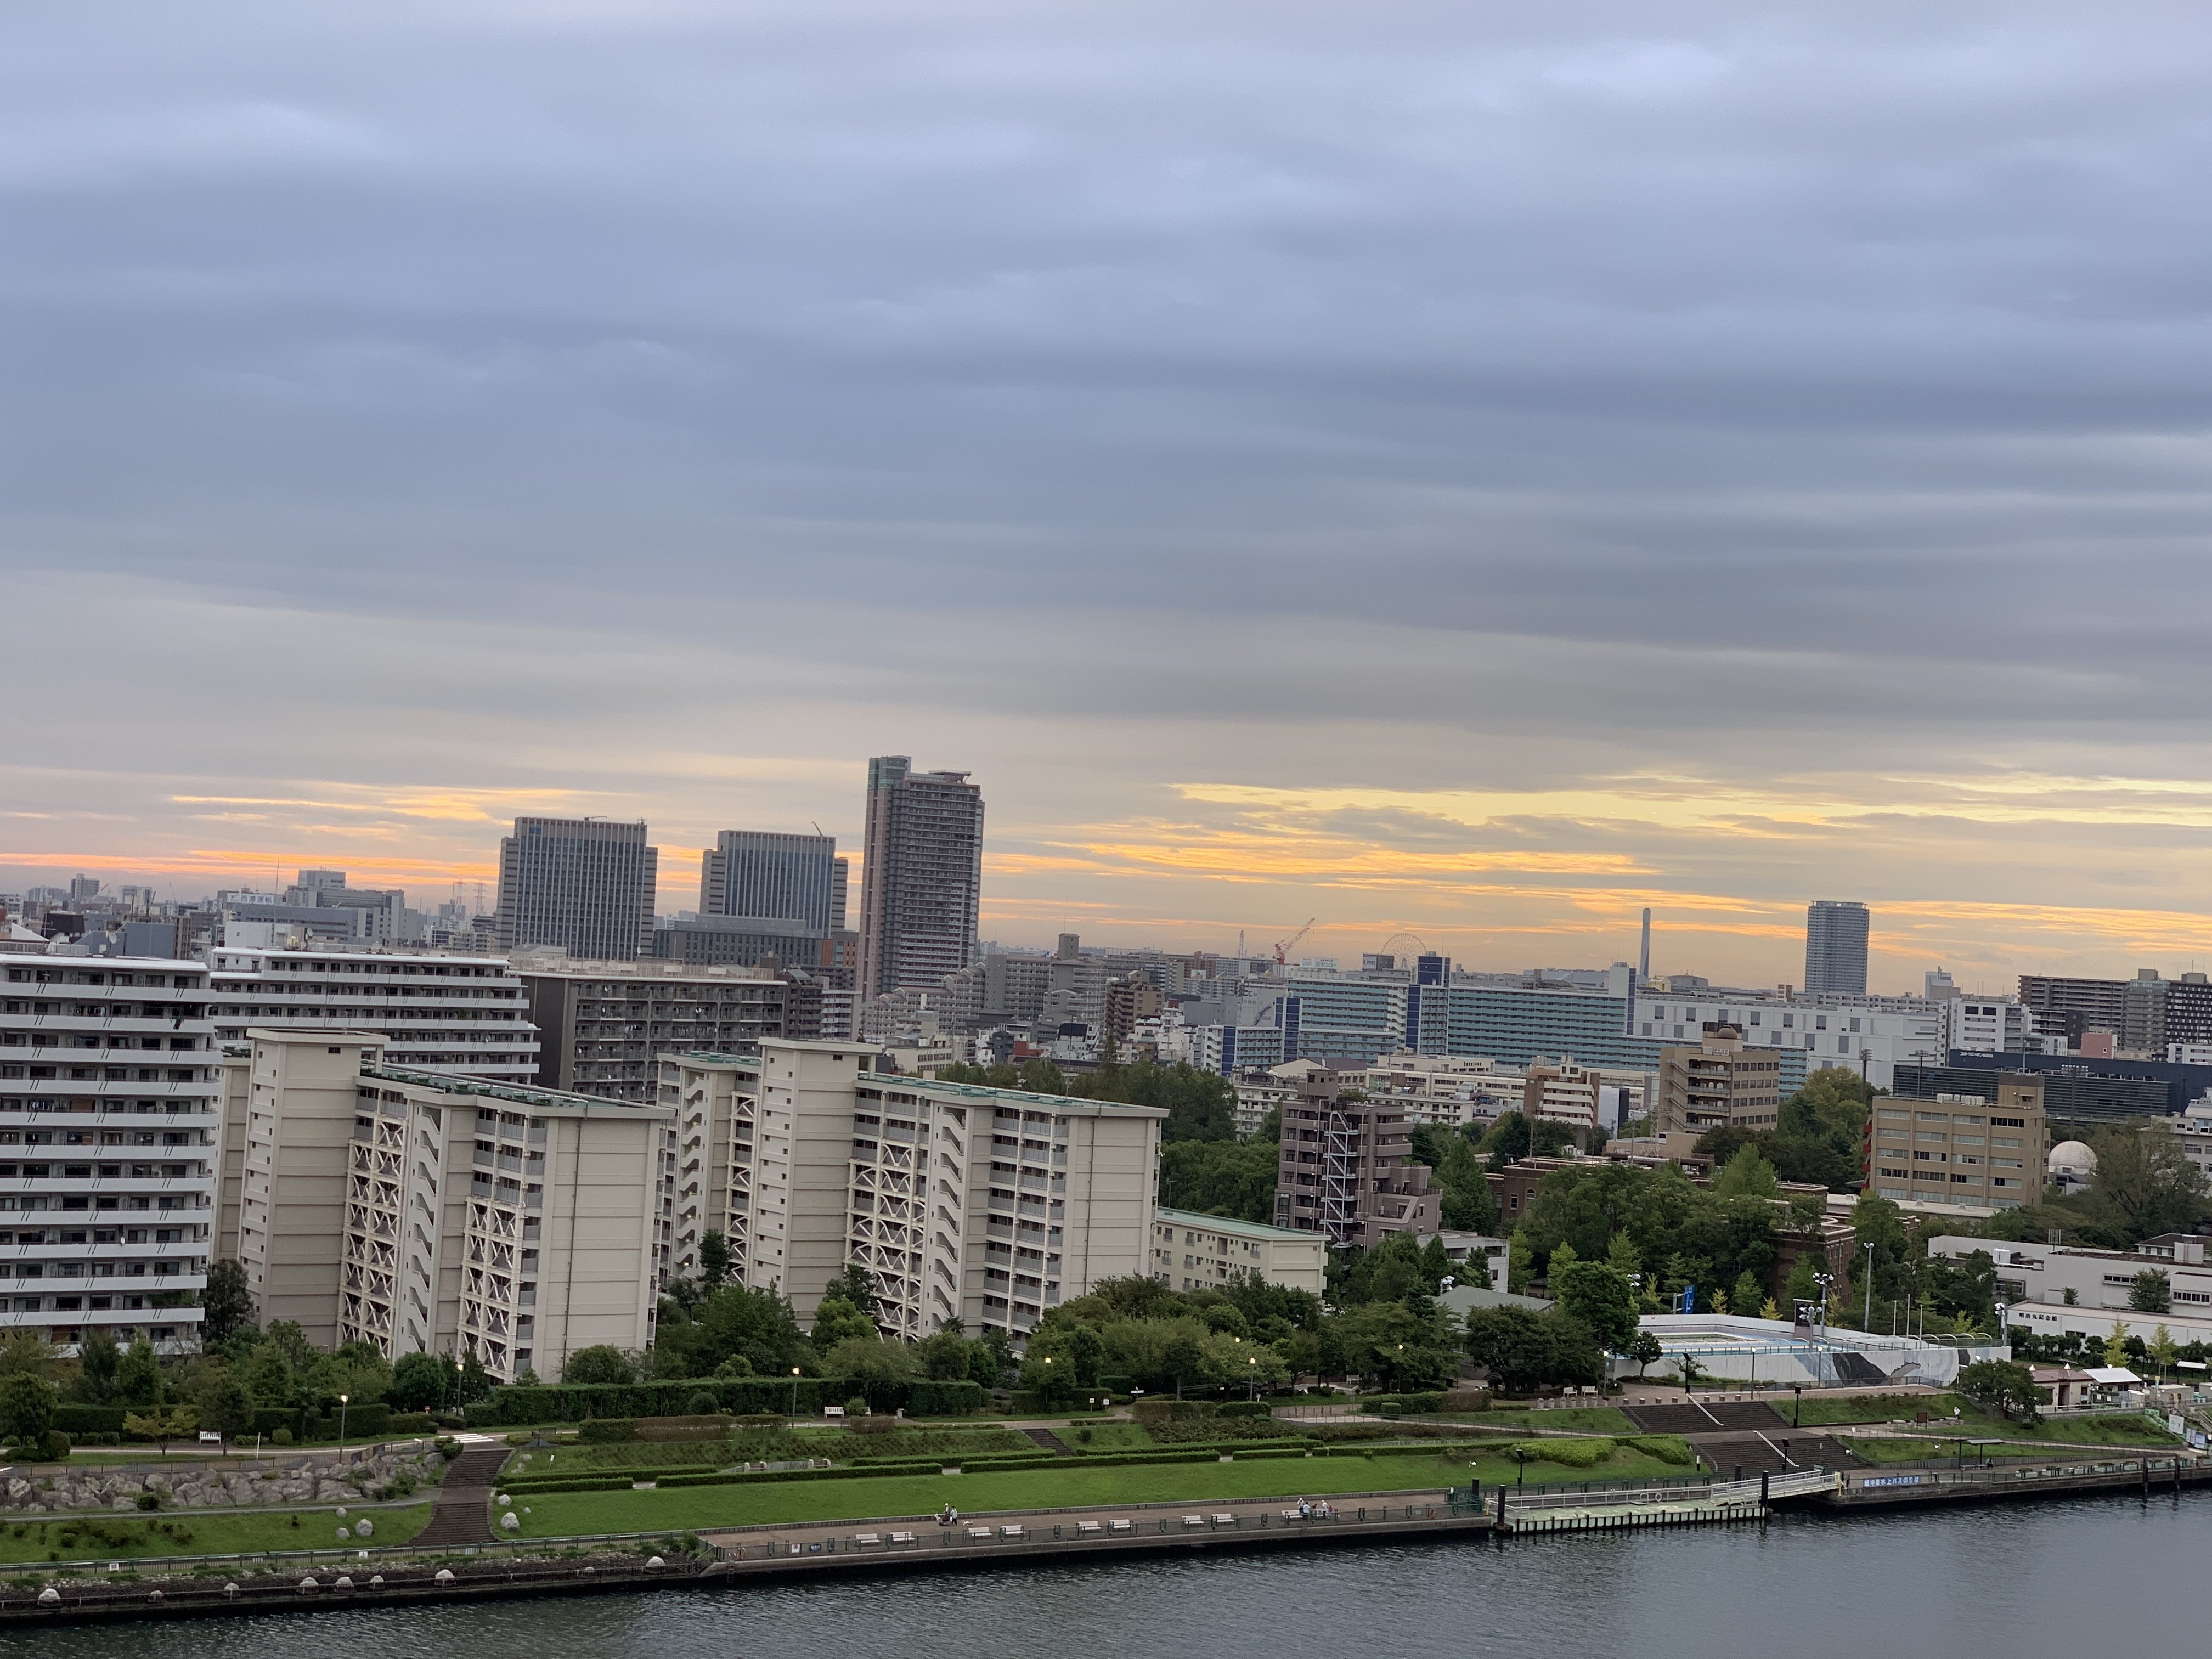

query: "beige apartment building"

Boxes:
[1273, 1076, 1440, 1246]
[1868, 1076, 2046, 1211]
[228, 1030, 670, 1381]
[660, 1039, 1164, 1340]
[1656, 1026, 1783, 1137]
[512, 953, 797, 1104]
[1152, 1207, 1327, 1296]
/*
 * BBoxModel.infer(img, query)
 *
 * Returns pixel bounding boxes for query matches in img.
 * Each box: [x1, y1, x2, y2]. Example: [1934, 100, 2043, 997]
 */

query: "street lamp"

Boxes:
[790, 1367, 802, 1417]
[1862, 1241, 1876, 1331]
[337, 1393, 349, 1464]
[1248, 1355, 1258, 1402]
[1811, 1273, 1835, 1387]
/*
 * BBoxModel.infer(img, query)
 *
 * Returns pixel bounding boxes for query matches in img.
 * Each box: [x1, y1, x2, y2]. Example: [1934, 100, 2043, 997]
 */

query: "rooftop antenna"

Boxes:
[812, 821, 825, 838]
[1639, 908, 1652, 984]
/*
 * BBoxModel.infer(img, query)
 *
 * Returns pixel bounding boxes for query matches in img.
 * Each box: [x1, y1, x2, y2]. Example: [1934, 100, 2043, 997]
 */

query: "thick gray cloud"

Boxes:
[6, 0, 2212, 985]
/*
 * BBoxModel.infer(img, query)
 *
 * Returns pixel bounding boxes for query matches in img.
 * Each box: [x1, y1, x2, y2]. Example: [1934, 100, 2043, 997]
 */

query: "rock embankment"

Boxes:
[1, 1449, 441, 1515]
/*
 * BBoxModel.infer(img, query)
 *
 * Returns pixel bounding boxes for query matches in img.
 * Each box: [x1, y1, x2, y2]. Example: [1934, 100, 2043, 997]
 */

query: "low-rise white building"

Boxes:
[1152, 1207, 1327, 1296]
[1929, 1232, 2212, 1319]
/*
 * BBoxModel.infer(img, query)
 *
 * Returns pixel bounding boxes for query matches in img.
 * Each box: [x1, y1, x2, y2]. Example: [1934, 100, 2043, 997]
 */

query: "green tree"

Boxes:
[116, 1336, 162, 1408]
[698, 1231, 731, 1291]
[0, 1372, 55, 1448]
[1731, 1270, 1768, 1320]
[2149, 1324, 2179, 1378]
[2103, 1323, 2132, 1369]
[820, 1337, 922, 1394]
[200, 1260, 256, 1344]
[821, 1266, 881, 1322]
[72, 1326, 120, 1404]
[1711, 1144, 1780, 1201]
[198, 1372, 256, 1443]
[390, 1351, 456, 1413]
[811, 1297, 877, 1349]
[1463, 1306, 1601, 1393]
[2079, 1123, 2208, 1247]
[1506, 1231, 1533, 1295]
[1785, 1253, 1821, 1310]
[457, 1348, 493, 1404]
[0, 1331, 52, 1380]
[653, 1284, 808, 1380]
[560, 1345, 636, 1385]
[1020, 1345, 1080, 1408]
[1552, 1260, 1639, 1352]
[262, 1319, 316, 1374]
[1157, 1138, 1278, 1223]
[242, 1342, 294, 1406]
[1954, 1359, 2041, 1424]
[2130, 1269, 2172, 1313]
[124, 1404, 198, 1454]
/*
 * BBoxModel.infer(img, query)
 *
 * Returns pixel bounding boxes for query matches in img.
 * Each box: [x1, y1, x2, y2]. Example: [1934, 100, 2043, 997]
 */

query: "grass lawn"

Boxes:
[1797, 1393, 2181, 1447]
[0, 1502, 433, 1567]
[1792, 1393, 1967, 1427]
[1440, 1408, 1634, 1434]
[510, 1447, 1693, 1536]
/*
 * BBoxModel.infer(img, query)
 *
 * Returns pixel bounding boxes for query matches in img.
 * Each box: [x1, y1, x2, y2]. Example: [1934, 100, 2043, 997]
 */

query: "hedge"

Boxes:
[463, 1376, 984, 1427]
[55, 1406, 126, 1436]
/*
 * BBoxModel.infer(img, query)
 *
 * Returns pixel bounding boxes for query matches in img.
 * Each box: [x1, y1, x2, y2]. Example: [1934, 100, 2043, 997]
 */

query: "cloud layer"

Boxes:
[7, 0, 2212, 991]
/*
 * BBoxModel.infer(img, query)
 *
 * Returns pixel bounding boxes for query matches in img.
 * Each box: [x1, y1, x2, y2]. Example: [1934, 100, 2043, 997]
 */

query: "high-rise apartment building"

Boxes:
[513, 955, 798, 1106]
[1655, 1026, 1784, 1137]
[1273, 1071, 1440, 1246]
[698, 831, 845, 934]
[2018, 968, 2212, 1055]
[1804, 900, 1870, 997]
[207, 946, 539, 1081]
[856, 757, 984, 1001]
[495, 817, 658, 961]
[225, 1030, 671, 1380]
[0, 953, 218, 1351]
[661, 1041, 1163, 1339]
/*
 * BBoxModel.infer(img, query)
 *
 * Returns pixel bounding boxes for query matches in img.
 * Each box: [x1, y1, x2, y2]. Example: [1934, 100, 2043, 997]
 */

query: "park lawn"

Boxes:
[1792, 1393, 1968, 1427]
[1442, 1408, 1634, 1434]
[1062, 1423, 1157, 1452]
[511, 1447, 1692, 1537]
[0, 1501, 433, 1567]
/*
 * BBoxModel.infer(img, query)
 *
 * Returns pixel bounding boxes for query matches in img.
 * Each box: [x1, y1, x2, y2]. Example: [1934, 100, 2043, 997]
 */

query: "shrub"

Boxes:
[271, 1427, 294, 1446]
[1515, 1437, 1613, 1469]
[579, 1419, 639, 1444]
[1217, 1401, 1271, 1419]
[1621, 1435, 1693, 1465]
[136, 1492, 161, 1511]
[686, 1392, 719, 1417]
[388, 1413, 435, 1435]
[843, 1397, 868, 1417]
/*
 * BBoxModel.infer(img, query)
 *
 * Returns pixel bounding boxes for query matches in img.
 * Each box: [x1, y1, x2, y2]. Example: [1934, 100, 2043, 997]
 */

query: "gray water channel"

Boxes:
[2, 1490, 2197, 1659]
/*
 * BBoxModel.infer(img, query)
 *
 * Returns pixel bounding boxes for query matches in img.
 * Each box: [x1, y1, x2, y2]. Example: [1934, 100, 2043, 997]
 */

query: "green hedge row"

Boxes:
[54, 1402, 409, 1441]
[465, 1376, 985, 1427]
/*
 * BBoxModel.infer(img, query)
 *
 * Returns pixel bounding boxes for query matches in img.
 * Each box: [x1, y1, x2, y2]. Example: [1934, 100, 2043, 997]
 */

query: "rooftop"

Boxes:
[1156, 1206, 1318, 1242]
[365, 1061, 671, 1119]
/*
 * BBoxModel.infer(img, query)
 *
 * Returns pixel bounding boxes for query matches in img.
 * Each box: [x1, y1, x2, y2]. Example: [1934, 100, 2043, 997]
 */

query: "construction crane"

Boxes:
[1273, 918, 1317, 966]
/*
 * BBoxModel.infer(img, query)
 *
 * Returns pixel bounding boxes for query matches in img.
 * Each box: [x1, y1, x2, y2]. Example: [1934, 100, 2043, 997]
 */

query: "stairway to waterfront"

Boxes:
[1621, 1401, 1790, 1435]
[411, 1446, 512, 1549]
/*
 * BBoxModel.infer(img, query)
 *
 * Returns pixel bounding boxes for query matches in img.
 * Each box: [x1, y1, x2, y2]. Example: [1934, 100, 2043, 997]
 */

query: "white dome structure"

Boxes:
[2049, 1141, 2098, 1188]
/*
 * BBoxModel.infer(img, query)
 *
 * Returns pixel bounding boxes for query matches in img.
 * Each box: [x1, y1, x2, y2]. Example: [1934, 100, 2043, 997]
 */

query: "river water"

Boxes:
[2, 1491, 2196, 1659]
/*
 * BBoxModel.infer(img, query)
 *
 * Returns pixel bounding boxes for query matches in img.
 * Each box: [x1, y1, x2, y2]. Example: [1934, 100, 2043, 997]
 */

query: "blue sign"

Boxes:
[1677, 1285, 1696, 1313]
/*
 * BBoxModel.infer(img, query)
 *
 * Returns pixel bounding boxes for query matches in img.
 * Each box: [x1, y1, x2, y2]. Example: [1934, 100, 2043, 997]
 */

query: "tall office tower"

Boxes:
[697, 831, 839, 930]
[495, 817, 658, 961]
[856, 757, 985, 1000]
[1803, 900, 1870, 997]
[0, 953, 218, 1352]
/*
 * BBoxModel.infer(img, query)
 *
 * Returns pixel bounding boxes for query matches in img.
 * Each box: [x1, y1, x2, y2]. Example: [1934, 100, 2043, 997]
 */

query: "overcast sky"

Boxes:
[7, 0, 2212, 991]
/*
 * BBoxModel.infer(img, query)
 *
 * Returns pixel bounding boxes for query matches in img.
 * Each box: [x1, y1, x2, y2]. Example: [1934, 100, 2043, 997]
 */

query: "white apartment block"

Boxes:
[1152, 1207, 1327, 1296]
[1942, 995, 2037, 1054]
[0, 953, 217, 1350]
[1931, 1233, 2212, 1318]
[229, 1030, 670, 1382]
[662, 1039, 1164, 1340]
[207, 946, 540, 1082]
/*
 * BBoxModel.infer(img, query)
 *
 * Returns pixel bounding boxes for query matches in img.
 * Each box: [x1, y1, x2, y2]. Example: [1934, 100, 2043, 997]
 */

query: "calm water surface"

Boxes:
[3, 1492, 2198, 1659]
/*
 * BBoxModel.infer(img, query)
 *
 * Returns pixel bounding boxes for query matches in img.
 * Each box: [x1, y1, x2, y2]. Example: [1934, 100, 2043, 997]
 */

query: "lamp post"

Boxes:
[1862, 1241, 1876, 1331]
[1811, 1273, 1835, 1387]
[1248, 1355, 1258, 1402]
[790, 1367, 802, 1418]
[1792, 1383, 1803, 1428]
[337, 1393, 349, 1464]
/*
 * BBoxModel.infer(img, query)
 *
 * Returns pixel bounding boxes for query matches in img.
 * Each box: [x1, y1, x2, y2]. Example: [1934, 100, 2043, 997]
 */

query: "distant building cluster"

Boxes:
[6, 763, 2211, 1371]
